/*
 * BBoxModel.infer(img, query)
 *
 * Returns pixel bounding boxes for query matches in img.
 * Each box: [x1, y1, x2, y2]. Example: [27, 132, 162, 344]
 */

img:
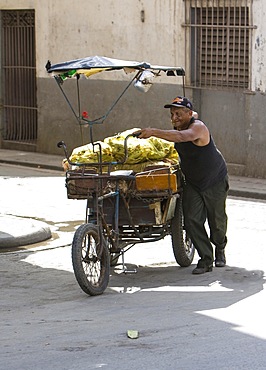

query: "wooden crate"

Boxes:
[135, 173, 177, 192]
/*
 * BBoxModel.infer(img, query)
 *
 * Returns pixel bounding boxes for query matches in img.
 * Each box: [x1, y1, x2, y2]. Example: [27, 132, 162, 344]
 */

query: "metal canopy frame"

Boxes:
[46, 56, 186, 144]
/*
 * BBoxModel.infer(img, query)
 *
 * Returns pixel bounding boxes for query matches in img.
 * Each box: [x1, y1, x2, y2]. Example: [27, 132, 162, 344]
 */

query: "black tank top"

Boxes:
[174, 120, 227, 191]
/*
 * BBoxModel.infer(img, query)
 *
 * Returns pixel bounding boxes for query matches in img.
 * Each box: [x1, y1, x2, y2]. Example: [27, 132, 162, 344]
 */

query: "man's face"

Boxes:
[170, 107, 192, 130]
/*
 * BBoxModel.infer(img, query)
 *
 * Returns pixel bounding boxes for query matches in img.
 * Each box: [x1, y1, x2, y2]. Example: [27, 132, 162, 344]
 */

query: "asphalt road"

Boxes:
[1, 164, 266, 370]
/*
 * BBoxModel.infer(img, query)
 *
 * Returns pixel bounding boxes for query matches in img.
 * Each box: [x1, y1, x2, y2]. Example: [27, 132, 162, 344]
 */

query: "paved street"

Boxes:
[1, 164, 266, 369]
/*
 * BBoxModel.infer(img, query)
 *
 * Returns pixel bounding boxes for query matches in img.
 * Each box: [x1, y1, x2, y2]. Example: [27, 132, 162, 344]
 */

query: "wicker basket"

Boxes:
[66, 169, 102, 199]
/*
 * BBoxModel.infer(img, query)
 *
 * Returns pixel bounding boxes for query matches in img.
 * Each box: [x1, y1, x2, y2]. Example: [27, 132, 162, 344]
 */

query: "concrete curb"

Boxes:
[0, 215, 52, 248]
[228, 189, 266, 200]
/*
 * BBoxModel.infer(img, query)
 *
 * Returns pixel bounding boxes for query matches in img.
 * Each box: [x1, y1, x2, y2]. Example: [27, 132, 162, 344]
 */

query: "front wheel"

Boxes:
[72, 223, 110, 296]
[170, 194, 195, 267]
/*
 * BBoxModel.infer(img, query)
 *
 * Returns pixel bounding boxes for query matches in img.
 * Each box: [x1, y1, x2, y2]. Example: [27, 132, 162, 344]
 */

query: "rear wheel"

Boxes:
[72, 223, 110, 296]
[171, 194, 195, 267]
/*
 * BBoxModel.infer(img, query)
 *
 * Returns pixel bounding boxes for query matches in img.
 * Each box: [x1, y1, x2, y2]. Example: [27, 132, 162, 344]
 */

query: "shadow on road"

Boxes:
[1, 250, 265, 370]
[108, 262, 265, 308]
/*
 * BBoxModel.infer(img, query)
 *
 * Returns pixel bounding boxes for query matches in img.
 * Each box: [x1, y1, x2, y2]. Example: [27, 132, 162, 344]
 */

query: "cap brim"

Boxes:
[164, 103, 184, 109]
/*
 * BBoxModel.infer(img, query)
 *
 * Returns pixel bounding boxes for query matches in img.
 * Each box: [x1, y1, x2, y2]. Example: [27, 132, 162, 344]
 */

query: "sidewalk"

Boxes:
[0, 148, 266, 249]
[0, 149, 64, 172]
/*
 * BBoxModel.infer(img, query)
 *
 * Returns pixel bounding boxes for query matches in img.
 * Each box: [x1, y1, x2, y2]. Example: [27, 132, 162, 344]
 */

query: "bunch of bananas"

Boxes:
[113, 160, 177, 173]
[68, 128, 179, 167]
[70, 141, 113, 163]
[104, 128, 140, 163]
[104, 128, 179, 164]
[148, 137, 179, 161]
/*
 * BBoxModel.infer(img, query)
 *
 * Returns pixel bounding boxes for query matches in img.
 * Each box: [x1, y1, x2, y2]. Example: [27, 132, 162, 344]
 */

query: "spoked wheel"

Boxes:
[171, 194, 195, 267]
[72, 223, 110, 296]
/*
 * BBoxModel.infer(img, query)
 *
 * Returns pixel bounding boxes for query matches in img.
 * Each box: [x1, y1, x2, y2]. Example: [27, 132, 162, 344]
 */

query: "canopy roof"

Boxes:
[46, 55, 185, 78]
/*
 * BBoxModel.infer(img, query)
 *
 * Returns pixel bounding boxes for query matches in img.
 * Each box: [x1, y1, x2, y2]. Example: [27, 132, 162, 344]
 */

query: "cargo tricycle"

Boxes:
[46, 56, 195, 296]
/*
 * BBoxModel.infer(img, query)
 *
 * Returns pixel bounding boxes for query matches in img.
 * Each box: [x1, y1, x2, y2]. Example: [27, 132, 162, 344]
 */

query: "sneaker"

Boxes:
[215, 248, 226, 267]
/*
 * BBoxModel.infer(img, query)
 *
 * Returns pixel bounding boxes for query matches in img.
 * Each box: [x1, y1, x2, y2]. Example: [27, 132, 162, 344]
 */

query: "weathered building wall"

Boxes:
[36, 0, 186, 78]
[0, 0, 266, 178]
[35, 0, 187, 155]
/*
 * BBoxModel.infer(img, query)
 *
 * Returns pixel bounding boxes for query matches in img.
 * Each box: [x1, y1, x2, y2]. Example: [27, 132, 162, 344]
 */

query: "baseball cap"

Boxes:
[164, 96, 193, 110]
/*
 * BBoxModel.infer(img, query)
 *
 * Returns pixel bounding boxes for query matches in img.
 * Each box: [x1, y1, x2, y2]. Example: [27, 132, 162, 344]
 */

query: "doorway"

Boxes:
[1, 9, 37, 150]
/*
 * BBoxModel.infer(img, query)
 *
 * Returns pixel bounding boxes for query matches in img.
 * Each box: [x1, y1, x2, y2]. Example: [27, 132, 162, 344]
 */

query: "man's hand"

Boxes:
[133, 128, 154, 139]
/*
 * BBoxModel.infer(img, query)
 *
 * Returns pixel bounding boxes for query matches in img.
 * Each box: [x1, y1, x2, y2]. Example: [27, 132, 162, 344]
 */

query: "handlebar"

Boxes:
[132, 131, 141, 138]
[57, 140, 66, 149]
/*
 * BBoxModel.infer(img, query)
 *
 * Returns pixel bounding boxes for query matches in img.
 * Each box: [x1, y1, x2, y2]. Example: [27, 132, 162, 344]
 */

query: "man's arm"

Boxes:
[135, 120, 210, 146]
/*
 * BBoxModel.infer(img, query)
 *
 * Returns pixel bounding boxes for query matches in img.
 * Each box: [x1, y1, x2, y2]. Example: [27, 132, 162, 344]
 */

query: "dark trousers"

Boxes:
[182, 176, 229, 266]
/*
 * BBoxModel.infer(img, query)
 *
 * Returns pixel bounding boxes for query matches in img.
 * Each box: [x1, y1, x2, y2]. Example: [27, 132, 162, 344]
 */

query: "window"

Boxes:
[184, 0, 255, 90]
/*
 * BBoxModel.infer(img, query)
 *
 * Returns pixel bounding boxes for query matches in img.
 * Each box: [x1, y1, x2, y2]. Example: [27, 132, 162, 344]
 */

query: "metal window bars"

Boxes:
[1, 10, 37, 143]
[183, 0, 256, 90]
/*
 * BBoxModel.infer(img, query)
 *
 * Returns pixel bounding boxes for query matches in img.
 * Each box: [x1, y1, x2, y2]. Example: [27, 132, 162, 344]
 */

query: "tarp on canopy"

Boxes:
[46, 55, 185, 78]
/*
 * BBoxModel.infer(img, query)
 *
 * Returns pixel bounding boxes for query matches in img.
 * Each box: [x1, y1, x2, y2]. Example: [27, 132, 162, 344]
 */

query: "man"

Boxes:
[135, 96, 229, 274]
